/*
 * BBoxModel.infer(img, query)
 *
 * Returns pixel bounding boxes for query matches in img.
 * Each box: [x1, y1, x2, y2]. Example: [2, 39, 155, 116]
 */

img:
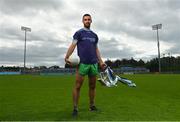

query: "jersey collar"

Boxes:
[83, 27, 91, 31]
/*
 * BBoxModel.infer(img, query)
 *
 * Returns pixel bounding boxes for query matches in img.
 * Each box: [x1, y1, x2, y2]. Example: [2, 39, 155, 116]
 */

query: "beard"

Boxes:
[84, 23, 91, 28]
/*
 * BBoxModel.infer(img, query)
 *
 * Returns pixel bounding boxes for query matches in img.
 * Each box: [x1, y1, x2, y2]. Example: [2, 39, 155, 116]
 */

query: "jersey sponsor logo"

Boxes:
[82, 37, 96, 43]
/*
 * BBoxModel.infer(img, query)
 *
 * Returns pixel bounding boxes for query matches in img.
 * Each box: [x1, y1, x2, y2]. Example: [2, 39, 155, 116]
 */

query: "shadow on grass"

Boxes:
[0, 108, 102, 121]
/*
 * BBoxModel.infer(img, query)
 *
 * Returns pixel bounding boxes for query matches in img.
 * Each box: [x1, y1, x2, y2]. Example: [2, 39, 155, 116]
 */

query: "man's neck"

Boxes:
[84, 27, 90, 30]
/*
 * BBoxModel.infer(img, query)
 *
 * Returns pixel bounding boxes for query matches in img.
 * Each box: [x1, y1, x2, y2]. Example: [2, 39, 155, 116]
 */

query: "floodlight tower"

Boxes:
[21, 26, 31, 73]
[152, 24, 162, 73]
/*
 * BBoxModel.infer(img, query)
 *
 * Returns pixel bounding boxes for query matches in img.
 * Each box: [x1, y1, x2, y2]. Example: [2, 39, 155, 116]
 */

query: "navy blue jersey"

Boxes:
[73, 28, 98, 64]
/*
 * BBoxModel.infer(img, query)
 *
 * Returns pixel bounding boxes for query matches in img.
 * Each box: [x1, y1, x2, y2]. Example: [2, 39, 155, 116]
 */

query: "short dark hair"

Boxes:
[82, 14, 91, 19]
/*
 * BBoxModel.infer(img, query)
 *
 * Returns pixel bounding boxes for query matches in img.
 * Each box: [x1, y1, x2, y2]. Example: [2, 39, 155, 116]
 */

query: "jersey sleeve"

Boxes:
[72, 31, 80, 44]
[95, 34, 98, 46]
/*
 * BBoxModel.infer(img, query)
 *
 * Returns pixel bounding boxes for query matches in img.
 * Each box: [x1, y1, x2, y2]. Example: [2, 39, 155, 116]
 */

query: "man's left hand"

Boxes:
[100, 62, 107, 70]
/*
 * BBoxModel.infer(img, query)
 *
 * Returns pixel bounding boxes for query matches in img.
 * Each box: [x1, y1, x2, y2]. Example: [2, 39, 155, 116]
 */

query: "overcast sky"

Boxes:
[0, 0, 180, 67]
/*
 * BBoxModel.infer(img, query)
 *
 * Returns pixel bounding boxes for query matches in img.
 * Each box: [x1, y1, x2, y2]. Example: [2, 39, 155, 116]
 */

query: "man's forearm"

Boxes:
[96, 47, 103, 64]
[65, 43, 76, 59]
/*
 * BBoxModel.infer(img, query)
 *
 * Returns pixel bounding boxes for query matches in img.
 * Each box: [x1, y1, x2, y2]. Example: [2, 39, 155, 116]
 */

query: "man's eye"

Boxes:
[84, 19, 90, 21]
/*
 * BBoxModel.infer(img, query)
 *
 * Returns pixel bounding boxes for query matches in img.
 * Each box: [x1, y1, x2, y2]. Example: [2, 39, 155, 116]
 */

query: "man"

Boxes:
[65, 14, 105, 116]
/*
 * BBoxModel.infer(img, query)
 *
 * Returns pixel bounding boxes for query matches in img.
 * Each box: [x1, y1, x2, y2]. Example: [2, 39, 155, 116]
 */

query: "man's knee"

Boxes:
[75, 77, 84, 91]
[89, 76, 96, 90]
[75, 71, 84, 91]
[75, 82, 82, 91]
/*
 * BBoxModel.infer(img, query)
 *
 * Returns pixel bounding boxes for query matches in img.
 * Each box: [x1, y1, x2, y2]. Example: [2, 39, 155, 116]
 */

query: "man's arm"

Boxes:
[96, 47, 103, 64]
[96, 47, 106, 69]
[65, 42, 77, 64]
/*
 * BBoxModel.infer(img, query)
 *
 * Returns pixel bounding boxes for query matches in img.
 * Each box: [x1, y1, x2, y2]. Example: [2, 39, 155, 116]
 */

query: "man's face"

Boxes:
[82, 16, 92, 28]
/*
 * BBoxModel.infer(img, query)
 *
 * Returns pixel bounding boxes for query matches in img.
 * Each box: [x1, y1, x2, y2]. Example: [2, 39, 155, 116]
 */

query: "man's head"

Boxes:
[82, 14, 92, 29]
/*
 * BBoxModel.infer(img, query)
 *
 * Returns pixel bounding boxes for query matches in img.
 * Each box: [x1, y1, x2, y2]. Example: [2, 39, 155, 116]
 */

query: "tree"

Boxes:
[105, 59, 113, 67]
[137, 59, 145, 66]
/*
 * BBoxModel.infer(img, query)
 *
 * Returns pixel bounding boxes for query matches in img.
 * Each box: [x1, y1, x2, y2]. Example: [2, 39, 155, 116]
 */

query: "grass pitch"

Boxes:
[0, 74, 180, 121]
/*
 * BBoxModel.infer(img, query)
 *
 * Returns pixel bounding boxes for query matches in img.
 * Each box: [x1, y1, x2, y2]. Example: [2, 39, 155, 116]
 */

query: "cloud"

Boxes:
[0, 0, 180, 67]
[0, 0, 63, 15]
[98, 38, 135, 59]
[0, 41, 67, 67]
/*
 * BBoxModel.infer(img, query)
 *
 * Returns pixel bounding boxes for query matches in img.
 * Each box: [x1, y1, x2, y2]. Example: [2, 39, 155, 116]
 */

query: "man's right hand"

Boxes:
[64, 43, 77, 65]
[65, 57, 71, 65]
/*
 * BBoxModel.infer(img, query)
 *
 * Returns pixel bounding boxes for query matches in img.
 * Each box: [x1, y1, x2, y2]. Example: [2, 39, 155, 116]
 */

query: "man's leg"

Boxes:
[72, 69, 84, 110]
[88, 75, 96, 107]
